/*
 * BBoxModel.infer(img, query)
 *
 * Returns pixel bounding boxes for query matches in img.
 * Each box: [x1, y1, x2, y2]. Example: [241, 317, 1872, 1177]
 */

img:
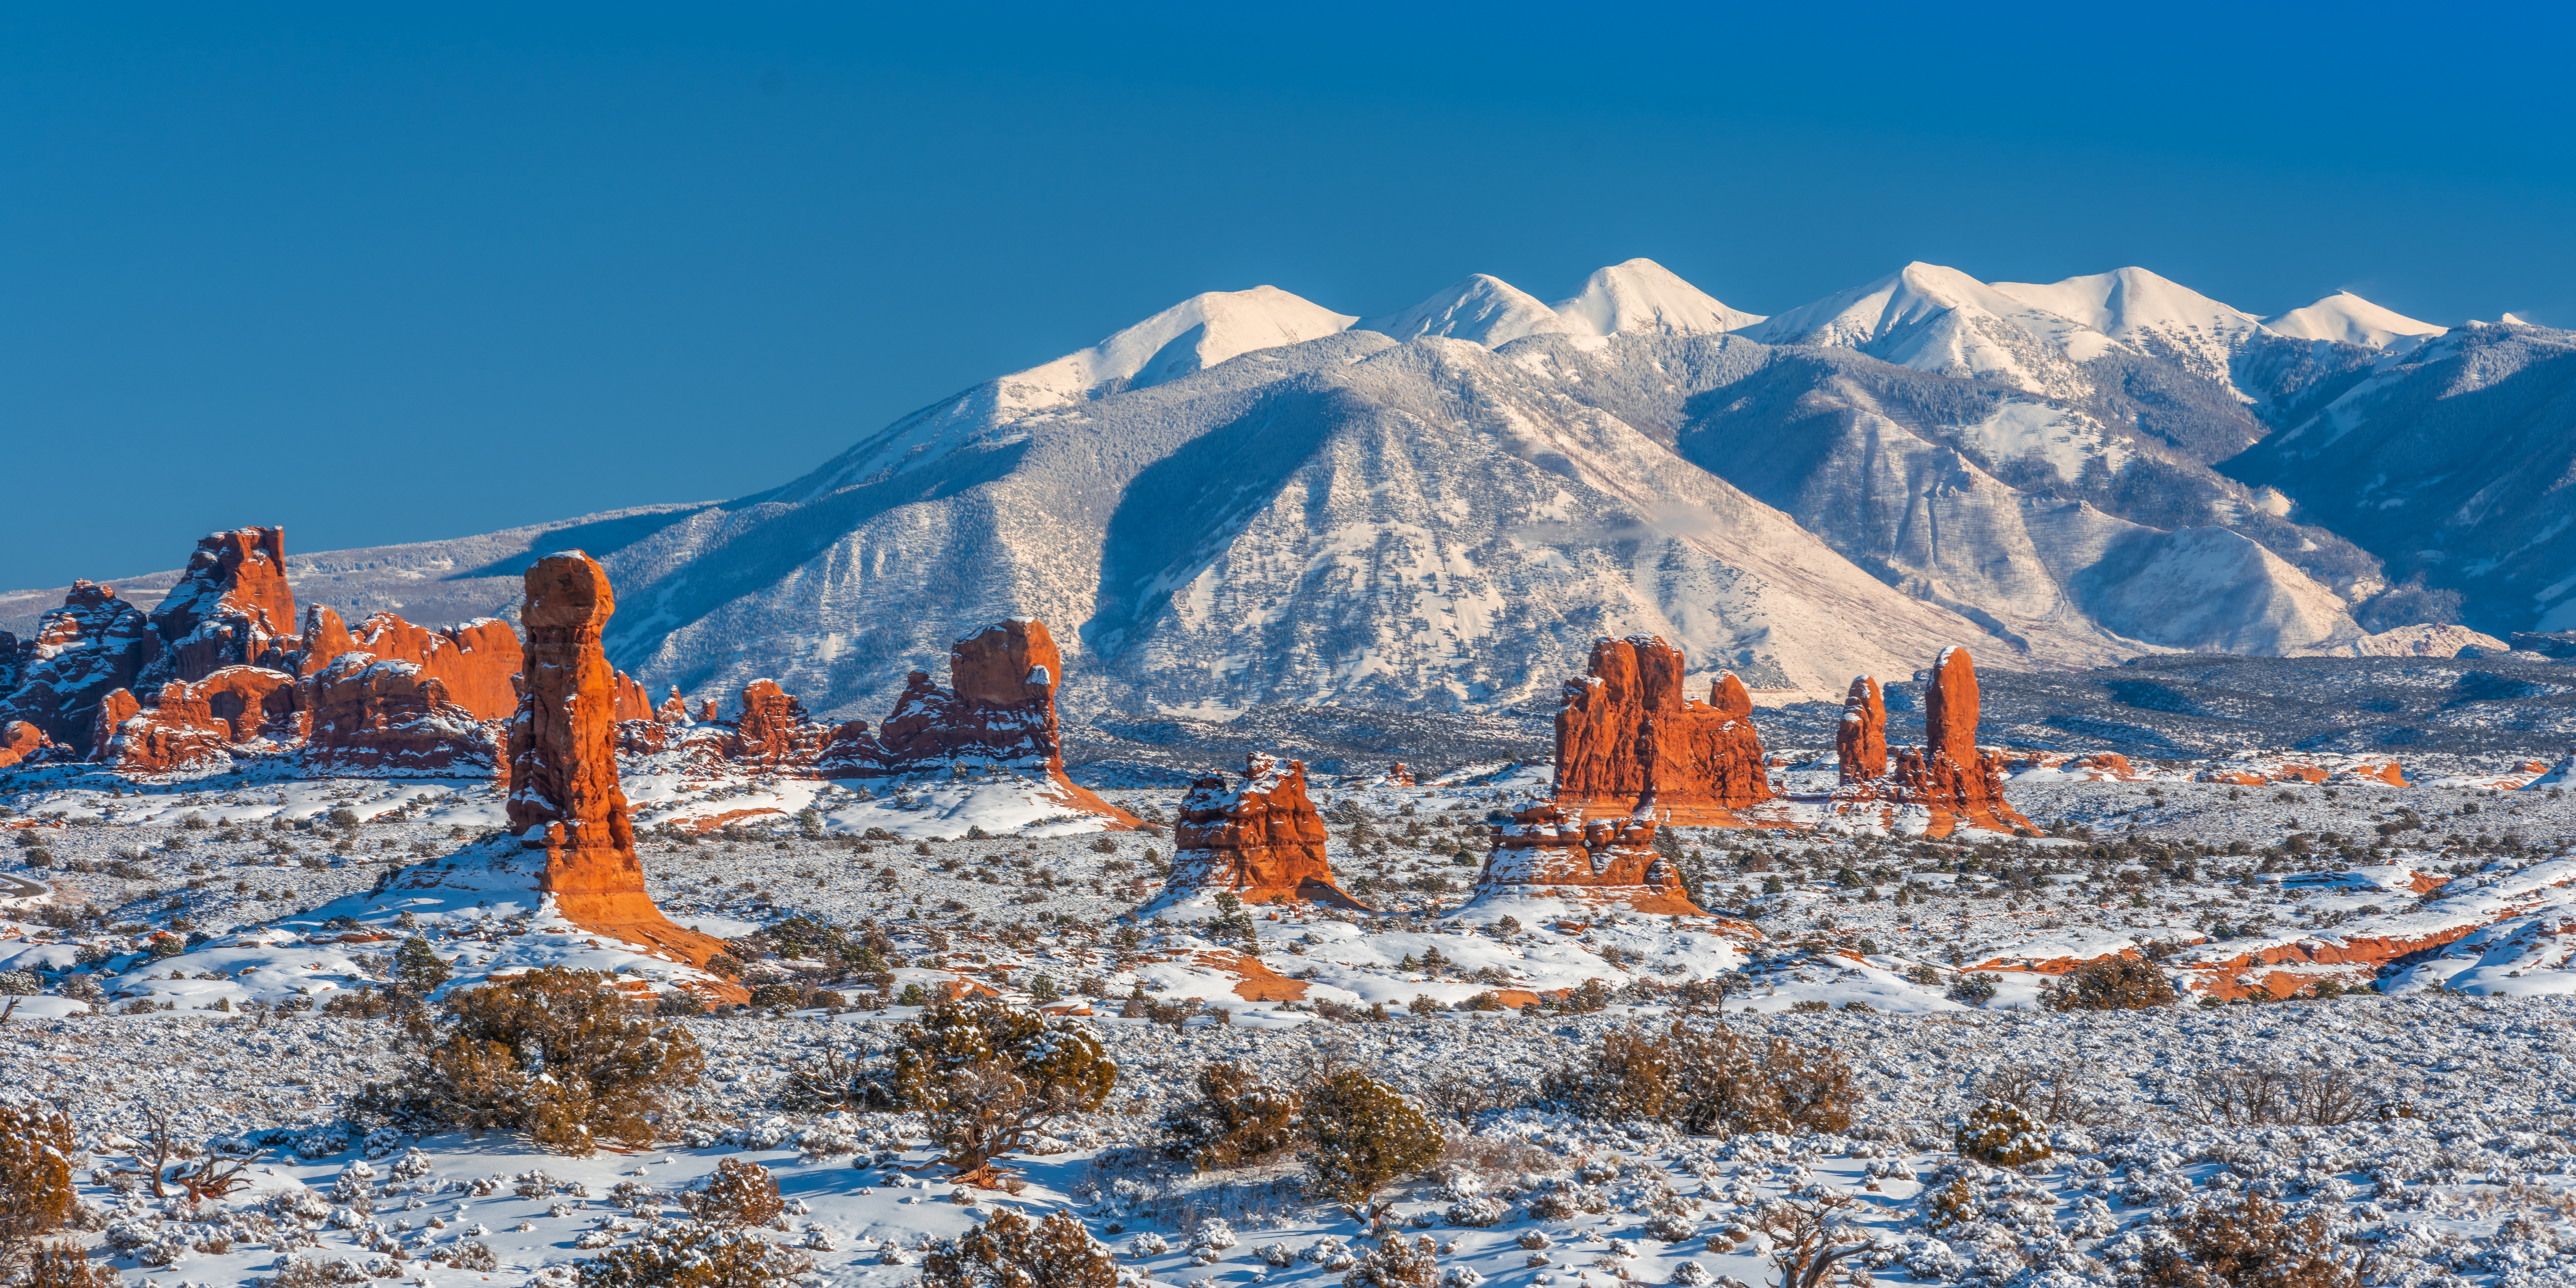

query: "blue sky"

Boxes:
[5, 2, 2571, 591]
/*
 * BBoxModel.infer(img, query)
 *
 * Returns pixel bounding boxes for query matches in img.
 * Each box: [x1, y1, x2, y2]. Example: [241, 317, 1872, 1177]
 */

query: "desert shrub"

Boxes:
[922, 1208, 1117, 1288]
[1946, 972, 2000, 1005]
[1302, 1072, 1441, 1207]
[1159, 1062, 1300, 1172]
[1343, 1233, 1439, 1288]
[1749, 1192, 1872, 1288]
[21, 1240, 124, 1287]
[2186, 1066, 2364, 1127]
[1953, 1099, 2050, 1166]
[1971, 1060, 2114, 1127]
[1543, 1022, 1855, 1136]
[442, 1241, 499, 1271]
[0, 1104, 78, 1254]
[255, 1255, 373, 1286]
[684, 1159, 783, 1228]
[884, 1000, 1116, 1181]
[2142, 1190, 2355, 1288]
[574, 1220, 812, 1288]
[2041, 956, 2177, 1010]
[410, 966, 705, 1155]
[1420, 1070, 1524, 1128]
[392, 936, 450, 1005]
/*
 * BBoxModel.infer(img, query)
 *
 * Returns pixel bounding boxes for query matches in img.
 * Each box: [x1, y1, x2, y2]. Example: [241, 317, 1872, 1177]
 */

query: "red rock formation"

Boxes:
[1551, 635, 1772, 825]
[1836, 675, 1886, 784]
[0, 581, 158, 755]
[294, 605, 362, 675]
[657, 687, 690, 724]
[724, 679, 840, 771]
[1470, 800, 1704, 915]
[302, 653, 501, 776]
[695, 698, 718, 722]
[93, 684, 231, 773]
[507, 552, 730, 968]
[1379, 763, 1417, 787]
[190, 666, 301, 742]
[142, 527, 299, 686]
[610, 670, 654, 723]
[344, 613, 524, 720]
[1888, 647, 2031, 837]
[0, 720, 53, 769]
[1165, 753, 1365, 909]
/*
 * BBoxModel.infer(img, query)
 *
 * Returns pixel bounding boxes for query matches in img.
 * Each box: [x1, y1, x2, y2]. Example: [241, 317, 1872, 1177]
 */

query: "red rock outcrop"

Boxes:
[1888, 647, 2031, 837]
[0, 581, 158, 755]
[140, 527, 299, 687]
[1551, 635, 1772, 825]
[1165, 753, 1366, 909]
[92, 684, 231, 773]
[724, 679, 841, 771]
[610, 670, 654, 723]
[1836, 675, 1886, 784]
[1379, 763, 1417, 787]
[339, 613, 524, 720]
[507, 552, 730, 968]
[657, 687, 690, 724]
[0, 720, 54, 769]
[1468, 800, 1706, 916]
[302, 653, 502, 776]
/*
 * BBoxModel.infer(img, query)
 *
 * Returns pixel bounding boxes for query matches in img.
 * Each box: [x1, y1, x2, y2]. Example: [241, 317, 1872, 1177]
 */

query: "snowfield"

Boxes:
[6, 742, 2576, 1287]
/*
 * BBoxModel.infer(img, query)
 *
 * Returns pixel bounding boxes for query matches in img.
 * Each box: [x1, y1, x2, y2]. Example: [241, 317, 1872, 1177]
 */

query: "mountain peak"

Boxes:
[2262, 291, 2447, 350]
[1550, 258, 1764, 337]
[1361, 274, 1574, 347]
[1002, 286, 1356, 415]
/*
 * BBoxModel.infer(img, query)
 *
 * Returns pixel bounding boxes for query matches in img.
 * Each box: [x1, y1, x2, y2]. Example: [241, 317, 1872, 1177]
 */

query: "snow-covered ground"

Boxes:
[5, 748, 2576, 1285]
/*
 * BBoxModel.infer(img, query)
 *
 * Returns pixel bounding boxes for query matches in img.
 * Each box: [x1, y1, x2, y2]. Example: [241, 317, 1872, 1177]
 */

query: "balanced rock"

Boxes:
[1837, 675, 1886, 784]
[1551, 635, 1772, 824]
[1469, 800, 1702, 915]
[1165, 753, 1365, 908]
[1890, 647, 2031, 836]
[140, 527, 299, 687]
[303, 653, 502, 776]
[506, 552, 730, 967]
[0, 581, 158, 755]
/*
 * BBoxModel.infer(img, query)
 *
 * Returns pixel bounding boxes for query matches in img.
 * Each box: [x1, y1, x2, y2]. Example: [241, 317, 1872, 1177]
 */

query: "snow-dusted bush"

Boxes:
[1543, 1021, 1856, 1136]
[1158, 1061, 1300, 1172]
[20, 1239, 123, 1286]
[683, 1159, 783, 1229]
[2142, 1190, 2355, 1288]
[2041, 956, 2178, 1010]
[921, 1208, 1117, 1288]
[573, 1219, 813, 1288]
[1344, 1233, 1439, 1288]
[886, 1000, 1117, 1181]
[0, 1103, 78, 1253]
[1953, 1100, 2050, 1166]
[408, 966, 706, 1155]
[1303, 1072, 1443, 1206]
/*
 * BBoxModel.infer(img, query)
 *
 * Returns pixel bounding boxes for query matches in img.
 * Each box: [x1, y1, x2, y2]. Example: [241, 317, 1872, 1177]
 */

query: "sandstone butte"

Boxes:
[1887, 646, 2033, 837]
[1551, 634, 1772, 826]
[1836, 675, 1886, 785]
[506, 551, 733, 973]
[1166, 752, 1367, 909]
[0, 580, 158, 756]
[1470, 800, 1714, 917]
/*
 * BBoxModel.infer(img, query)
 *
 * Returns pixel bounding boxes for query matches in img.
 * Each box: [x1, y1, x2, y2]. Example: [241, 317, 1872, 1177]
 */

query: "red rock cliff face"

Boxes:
[1890, 647, 2031, 836]
[1837, 675, 1886, 784]
[0, 582, 160, 755]
[345, 613, 524, 720]
[1166, 753, 1364, 908]
[1471, 800, 1704, 916]
[1552, 635, 1772, 825]
[142, 527, 299, 686]
[507, 552, 729, 967]
[0, 720, 53, 769]
[91, 667, 304, 774]
[303, 653, 501, 776]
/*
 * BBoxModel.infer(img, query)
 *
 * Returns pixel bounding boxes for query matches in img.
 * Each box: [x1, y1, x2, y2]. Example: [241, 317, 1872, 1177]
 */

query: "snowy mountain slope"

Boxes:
[598, 328, 2015, 723]
[1738, 261, 2118, 397]
[1989, 266, 2264, 382]
[759, 286, 1355, 506]
[2262, 289, 2447, 351]
[2220, 319, 2576, 636]
[1358, 274, 1573, 347]
[1548, 257, 1764, 336]
[1505, 332, 2364, 657]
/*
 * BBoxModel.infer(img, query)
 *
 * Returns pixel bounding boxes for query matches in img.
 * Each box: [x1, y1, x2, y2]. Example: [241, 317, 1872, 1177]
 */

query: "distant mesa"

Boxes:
[1154, 752, 1367, 912]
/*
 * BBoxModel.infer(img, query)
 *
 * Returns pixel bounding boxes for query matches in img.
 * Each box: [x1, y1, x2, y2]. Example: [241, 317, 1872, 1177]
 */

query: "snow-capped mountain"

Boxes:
[17, 257, 2562, 726]
[2261, 290, 2447, 352]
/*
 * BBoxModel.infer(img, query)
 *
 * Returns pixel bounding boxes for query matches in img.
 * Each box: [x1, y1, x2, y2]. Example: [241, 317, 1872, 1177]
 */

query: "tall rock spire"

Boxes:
[507, 551, 728, 966]
[1837, 675, 1886, 784]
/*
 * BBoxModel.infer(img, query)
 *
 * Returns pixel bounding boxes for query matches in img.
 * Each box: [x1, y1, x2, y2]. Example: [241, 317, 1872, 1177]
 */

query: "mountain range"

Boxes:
[10, 257, 2569, 728]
